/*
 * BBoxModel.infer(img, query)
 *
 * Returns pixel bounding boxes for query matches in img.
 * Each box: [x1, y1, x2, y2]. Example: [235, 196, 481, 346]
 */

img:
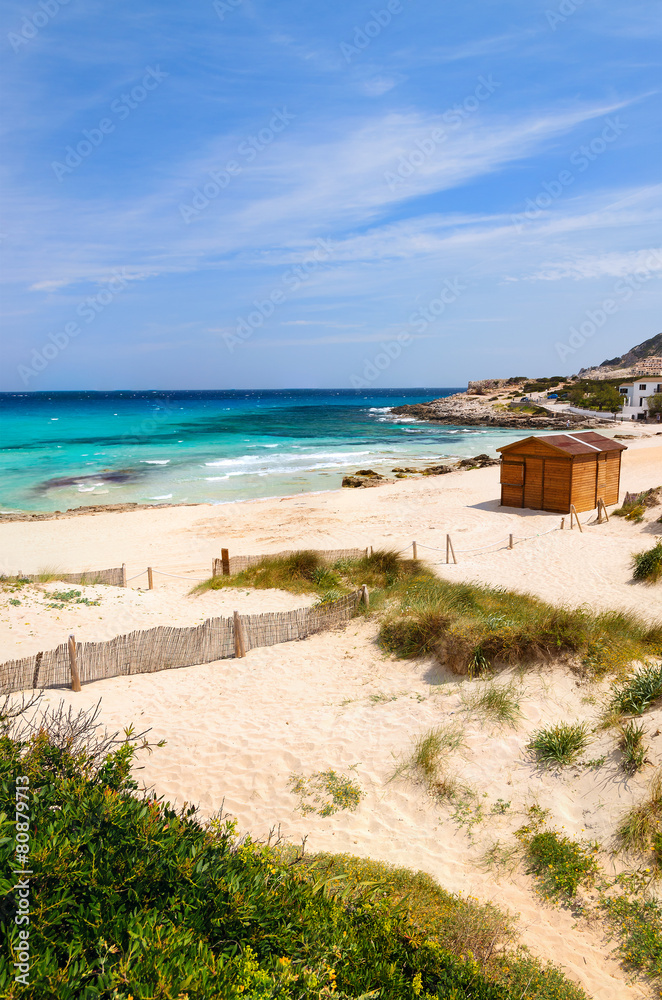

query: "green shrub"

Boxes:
[526, 722, 592, 766]
[611, 662, 662, 716]
[618, 770, 662, 855]
[0, 700, 590, 999]
[602, 893, 662, 977]
[632, 541, 662, 584]
[522, 829, 599, 898]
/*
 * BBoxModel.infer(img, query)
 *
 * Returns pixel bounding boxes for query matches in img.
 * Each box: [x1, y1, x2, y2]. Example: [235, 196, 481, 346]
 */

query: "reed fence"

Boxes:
[213, 547, 367, 577]
[5, 566, 126, 587]
[0, 590, 363, 696]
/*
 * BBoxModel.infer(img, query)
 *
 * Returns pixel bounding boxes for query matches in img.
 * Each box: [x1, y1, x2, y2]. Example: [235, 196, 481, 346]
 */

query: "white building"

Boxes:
[619, 377, 662, 420]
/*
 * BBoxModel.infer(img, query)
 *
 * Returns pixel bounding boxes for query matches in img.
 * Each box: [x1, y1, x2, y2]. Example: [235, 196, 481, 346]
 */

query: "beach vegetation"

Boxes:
[618, 720, 649, 774]
[526, 722, 592, 766]
[195, 548, 428, 597]
[610, 661, 662, 718]
[618, 769, 662, 856]
[392, 723, 467, 800]
[519, 827, 600, 898]
[288, 768, 364, 816]
[0, 696, 591, 1000]
[632, 540, 662, 583]
[602, 890, 662, 978]
[463, 681, 523, 728]
[377, 577, 662, 676]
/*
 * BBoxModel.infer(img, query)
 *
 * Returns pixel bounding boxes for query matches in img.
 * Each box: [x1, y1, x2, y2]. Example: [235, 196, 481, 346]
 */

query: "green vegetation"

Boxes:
[603, 891, 662, 978]
[633, 540, 662, 584]
[618, 770, 662, 855]
[520, 828, 600, 899]
[618, 721, 648, 774]
[45, 588, 101, 609]
[614, 486, 661, 523]
[526, 722, 592, 766]
[648, 392, 662, 418]
[463, 681, 523, 728]
[553, 378, 625, 412]
[0, 698, 590, 1000]
[288, 768, 364, 816]
[195, 548, 424, 599]
[377, 576, 662, 677]
[610, 662, 662, 717]
[393, 723, 467, 800]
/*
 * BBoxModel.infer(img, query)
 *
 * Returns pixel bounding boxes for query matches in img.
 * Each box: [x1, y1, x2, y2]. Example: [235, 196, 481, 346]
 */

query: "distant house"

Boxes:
[497, 431, 626, 513]
[619, 377, 662, 420]
[633, 356, 662, 375]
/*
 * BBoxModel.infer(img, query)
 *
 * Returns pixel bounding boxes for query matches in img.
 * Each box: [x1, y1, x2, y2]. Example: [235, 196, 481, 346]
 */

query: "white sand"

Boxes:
[2, 437, 662, 998]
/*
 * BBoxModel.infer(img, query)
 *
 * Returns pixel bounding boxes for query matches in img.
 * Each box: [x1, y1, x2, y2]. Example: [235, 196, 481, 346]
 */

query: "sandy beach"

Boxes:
[2, 435, 661, 998]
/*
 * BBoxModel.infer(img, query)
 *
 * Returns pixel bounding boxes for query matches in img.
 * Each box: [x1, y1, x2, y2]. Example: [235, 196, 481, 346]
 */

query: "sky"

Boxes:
[0, 0, 660, 390]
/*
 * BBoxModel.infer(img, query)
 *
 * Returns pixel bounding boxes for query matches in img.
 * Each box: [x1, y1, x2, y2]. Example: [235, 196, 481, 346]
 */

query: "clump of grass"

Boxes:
[392, 722, 466, 799]
[288, 768, 364, 816]
[194, 549, 429, 598]
[526, 721, 592, 766]
[618, 769, 662, 855]
[611, 661, 662, 717]
[464, 681, 523, 728]
[521, 829, 600, 898]
[378, 576, 662, 676]
[614, 487, 661, 521]
[45, 588, 100, 609]
[633, 541, 662, 584]
[619, 720, 648, 775]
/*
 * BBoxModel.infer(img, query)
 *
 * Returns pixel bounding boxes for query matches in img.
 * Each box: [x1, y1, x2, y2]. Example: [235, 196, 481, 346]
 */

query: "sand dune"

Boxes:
[2, 437, 661, 998]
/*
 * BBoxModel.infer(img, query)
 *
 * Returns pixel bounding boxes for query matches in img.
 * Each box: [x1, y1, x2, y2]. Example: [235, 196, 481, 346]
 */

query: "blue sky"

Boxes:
[1, 0, 660, 390]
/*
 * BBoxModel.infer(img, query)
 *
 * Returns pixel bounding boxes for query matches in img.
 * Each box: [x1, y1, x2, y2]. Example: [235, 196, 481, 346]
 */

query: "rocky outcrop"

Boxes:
[342, 471, 395, 488]
[391, 392, 611, 428]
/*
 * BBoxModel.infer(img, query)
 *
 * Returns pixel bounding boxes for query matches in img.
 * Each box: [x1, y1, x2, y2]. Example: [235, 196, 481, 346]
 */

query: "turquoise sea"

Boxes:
[0, 389, 524, 513]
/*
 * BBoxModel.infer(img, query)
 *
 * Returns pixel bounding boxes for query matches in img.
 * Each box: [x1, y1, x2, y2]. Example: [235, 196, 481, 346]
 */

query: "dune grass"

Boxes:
[618, 769, 662, 856]
[610, 661, 662, 719]
[619, 720, 648, 775]
[632, 540, 662, 584]
[194, 548, 428, 599]
[392, 723, 467, 799]
[463, 681, 523, 728]
[377, 576, 662, 676]
[526, 722, 592, 766]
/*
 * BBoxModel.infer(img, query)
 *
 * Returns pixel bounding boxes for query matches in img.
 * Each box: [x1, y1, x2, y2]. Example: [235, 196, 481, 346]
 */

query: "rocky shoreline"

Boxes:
[391, 390, 611, 429]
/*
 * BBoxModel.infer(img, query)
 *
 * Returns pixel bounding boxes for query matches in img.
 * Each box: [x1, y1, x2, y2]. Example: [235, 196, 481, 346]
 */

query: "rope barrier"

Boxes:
[151, 570, 208, 581]
[125, 571, 146, 582]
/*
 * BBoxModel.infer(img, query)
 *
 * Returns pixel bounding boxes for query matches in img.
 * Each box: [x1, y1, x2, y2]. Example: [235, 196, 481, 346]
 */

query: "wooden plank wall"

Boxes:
[570, 454, 599, 512]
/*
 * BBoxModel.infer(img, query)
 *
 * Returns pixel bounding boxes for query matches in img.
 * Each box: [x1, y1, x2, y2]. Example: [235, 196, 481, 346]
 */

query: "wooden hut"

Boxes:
[497, 431, 626, 513]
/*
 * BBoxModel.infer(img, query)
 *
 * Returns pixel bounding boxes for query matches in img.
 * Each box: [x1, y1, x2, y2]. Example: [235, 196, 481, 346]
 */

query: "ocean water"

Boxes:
[0, 389, 523, 512]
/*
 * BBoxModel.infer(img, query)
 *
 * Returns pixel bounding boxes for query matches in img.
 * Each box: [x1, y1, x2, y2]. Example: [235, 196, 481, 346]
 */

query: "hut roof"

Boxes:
[497, 431, 627, 457]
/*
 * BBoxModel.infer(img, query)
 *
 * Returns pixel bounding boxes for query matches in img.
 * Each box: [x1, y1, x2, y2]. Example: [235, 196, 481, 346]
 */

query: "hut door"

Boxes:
[595, 453, 608, 505]
[524, 457, 543, 509]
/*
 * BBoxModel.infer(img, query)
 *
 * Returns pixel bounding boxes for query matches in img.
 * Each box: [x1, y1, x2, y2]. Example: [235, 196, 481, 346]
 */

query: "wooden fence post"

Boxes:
[121, 564, 127, 587]
[68, 634, 81, 692]
[221, 548, 230, 576]
[560, 517, 565, 530]
[597, 498, 609, 523]
[412, 541, 418, 560]
[360, 584, 369, 609]
[147, 567, 154, 590]
[233, 610, 246, 658]
[446, 534, 457, 564]
[365, 546, 370, 558]
[569, 504, 583, 533]
[508, 534, 514, 550]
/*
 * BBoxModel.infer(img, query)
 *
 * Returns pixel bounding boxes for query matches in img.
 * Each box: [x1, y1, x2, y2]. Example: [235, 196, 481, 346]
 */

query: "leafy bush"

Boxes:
[0, 699, 590, 999]
[611, 661, 662, 716]
[632, 541, 662, 584]
[602, 892, 662, 977]
[526, 722, 592, 766]
[521, 829, 599, 898]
